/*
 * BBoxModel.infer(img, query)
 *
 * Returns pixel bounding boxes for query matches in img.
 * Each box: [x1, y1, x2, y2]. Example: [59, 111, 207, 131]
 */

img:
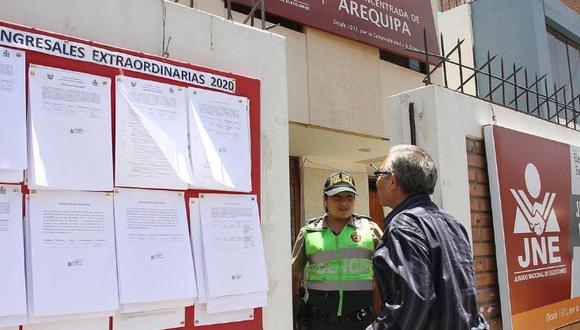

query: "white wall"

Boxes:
[437, 5, 476, 96]
[387, 85, 580, 241]
[0, 1, 291, 329]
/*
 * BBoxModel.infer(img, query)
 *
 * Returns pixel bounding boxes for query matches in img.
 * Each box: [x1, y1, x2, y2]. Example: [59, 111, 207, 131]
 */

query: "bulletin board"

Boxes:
[0, 20, 263, 330]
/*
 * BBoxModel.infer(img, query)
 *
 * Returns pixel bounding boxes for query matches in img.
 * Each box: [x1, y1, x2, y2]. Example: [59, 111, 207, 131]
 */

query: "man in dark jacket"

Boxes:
[367, 145, 488, 330]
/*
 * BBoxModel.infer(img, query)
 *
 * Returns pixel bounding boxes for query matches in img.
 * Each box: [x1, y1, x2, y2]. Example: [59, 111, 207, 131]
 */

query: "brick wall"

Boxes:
[561, 0, 580, 14]
[440, 0, 475, 12]
[467, 138, 503, 329]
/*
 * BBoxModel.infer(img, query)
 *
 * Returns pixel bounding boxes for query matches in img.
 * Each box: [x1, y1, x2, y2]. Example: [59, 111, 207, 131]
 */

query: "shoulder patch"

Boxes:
[352, 214, 373, 230]
[307, 216, 324, 224]
[304, 216, 324, 231]
[353, 213, 372, 222]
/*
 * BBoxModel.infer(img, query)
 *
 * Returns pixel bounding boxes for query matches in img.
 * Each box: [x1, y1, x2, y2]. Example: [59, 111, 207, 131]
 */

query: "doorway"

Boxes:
[368, 177, 385, 315]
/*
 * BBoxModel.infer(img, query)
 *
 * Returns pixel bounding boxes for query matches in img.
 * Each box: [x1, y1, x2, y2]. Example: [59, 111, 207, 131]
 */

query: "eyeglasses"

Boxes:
[369, 164, 392, 179]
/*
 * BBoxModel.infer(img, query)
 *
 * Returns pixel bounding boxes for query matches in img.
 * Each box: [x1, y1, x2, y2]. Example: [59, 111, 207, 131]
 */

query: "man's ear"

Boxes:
[389, 175, 399, 191]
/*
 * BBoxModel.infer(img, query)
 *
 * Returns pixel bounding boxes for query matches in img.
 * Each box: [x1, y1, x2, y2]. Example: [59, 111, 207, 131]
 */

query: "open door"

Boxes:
[368, 178, 385, 316]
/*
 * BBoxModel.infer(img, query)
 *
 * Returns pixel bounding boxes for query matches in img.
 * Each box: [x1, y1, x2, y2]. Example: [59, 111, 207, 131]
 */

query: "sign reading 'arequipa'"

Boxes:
[484, 125, 580, 330]
[232, 0, 439, 64]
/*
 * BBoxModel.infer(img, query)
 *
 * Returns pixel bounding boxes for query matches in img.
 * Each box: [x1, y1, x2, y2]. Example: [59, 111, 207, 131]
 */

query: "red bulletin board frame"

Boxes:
[0, 20, 263, 330]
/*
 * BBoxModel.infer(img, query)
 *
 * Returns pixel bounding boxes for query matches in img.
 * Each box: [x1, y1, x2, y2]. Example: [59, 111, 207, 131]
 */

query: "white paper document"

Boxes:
[28, 65, 113, 191]
[0, 185, 27, 327]
[194, 303, 253, 326]
[22, 317, 109, 330]
[0, 326, 18, 330]
[114, 188, 196, 310]
[113, 307, 184, 330]
[0, 47, 26, 170]
[0, 317, 25, 329]
[26, 190, 118, 321]
[198, 194, 268, 297]
[206, 291, 267, 314]
[189, 198, 206, 303]
[188, 88, 252, 192]
[0, 170, 22, 183]
[115, 76, 192, 190]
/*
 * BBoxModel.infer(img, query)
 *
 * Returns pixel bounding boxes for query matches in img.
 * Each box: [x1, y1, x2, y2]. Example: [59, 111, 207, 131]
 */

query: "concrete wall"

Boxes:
[387, 85, 580, 241]
[187, 0, 429, 139]
[470, 0, 579, 114]
[544, 0, 580, 44]
[471, 0, 550, 84]
[0, 1, 291, 329]
[276, 27, 309, 125]
[304, 28, 383, 137]
[437, 4, 476, 96]
[302, 28, 433, 138]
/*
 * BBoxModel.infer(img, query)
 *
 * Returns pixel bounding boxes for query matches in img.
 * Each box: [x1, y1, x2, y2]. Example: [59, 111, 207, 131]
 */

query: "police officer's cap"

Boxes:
[323, 171, 358, 196]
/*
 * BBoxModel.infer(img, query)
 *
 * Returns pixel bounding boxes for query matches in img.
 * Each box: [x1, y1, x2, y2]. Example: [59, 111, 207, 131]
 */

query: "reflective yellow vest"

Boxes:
[304, 215, 374, 316]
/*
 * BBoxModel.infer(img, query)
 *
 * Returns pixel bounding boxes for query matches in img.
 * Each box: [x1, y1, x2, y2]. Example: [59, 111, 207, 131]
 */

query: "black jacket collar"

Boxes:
[384, 193, 431, 227]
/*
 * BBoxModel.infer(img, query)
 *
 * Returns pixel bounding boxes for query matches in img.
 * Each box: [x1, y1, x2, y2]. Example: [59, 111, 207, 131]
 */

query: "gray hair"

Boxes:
[384, 145, 438, 195]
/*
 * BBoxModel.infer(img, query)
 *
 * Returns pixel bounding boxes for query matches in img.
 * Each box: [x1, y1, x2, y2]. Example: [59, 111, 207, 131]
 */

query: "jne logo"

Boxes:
[510, 163, 562, 269]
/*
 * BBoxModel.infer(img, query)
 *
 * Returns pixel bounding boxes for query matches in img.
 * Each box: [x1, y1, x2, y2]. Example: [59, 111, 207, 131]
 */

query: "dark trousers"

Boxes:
[305, 307, 374, 330]
[298, 290, 375, 330]
[307, 317, 372, 330]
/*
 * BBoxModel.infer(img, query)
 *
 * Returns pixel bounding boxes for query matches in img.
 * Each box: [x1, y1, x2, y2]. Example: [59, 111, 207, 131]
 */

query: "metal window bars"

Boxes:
[224, 0, 268, 30]
[408, 29, 580, 131]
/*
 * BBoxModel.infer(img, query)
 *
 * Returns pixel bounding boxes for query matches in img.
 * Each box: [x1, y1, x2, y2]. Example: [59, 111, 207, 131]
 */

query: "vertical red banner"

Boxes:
[485, 125, 580, 330]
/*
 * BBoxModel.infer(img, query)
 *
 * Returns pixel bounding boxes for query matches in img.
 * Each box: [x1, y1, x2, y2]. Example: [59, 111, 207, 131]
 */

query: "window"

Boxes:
[380, 50, 428, 74]
[547, 26, 580, 111]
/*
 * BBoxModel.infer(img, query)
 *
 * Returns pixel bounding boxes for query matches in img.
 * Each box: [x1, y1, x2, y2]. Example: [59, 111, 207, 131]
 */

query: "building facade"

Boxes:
[0, 0, 578, 329]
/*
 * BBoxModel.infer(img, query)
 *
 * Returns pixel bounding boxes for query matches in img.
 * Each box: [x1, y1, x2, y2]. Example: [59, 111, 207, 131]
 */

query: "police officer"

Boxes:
[292, 171, 383, 330]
